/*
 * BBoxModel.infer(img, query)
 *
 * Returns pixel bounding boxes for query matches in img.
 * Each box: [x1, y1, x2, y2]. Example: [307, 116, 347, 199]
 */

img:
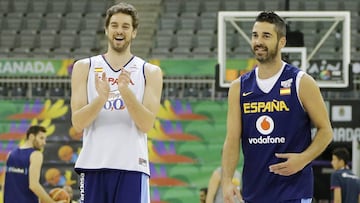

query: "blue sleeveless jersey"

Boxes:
[4, 148, 38, 203]
[240, 64, 313, 202]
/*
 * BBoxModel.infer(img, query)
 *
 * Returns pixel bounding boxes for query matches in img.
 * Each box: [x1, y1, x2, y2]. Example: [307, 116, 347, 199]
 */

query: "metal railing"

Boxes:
[0, 75, 359, 100]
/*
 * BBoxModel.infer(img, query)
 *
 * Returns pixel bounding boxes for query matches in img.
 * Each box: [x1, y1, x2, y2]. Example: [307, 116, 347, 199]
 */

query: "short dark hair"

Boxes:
[332, 147, 350, 165]
[200, 187, 208, 195]
[255, 11, 287, 39]
[26, 125, 47, 139]
[105, 2, 139, 30]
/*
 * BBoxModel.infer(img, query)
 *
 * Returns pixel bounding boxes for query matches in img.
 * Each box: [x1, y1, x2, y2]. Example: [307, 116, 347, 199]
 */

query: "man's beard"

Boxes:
[252, 43, 279, 63]
[109, 38, 131, 53]
[33, 140, 42, 150]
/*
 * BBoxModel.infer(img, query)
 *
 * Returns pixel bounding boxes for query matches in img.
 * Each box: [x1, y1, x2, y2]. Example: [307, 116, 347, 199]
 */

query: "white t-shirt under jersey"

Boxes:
[75, 55, 150, 175]
[256, 61, 305, 107]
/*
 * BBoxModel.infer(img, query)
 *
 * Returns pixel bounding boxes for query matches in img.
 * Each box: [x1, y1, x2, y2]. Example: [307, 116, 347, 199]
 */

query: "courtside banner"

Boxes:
[150, 59, 250, 77]
[0, 59, 74, 76]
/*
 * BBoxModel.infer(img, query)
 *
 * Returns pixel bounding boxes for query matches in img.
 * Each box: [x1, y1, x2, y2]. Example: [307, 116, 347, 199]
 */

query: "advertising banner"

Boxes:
[0, 59, 74, 76]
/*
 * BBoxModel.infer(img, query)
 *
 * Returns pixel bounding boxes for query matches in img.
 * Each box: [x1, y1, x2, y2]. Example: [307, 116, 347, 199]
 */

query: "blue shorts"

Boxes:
[245, 198, 312, 203]
[78, 169, 149, 203]
[281, 199, 312, 203]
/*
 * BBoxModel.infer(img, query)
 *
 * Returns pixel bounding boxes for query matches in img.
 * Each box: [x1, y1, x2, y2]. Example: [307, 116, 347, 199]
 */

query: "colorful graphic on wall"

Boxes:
[0, 99, 230, 203]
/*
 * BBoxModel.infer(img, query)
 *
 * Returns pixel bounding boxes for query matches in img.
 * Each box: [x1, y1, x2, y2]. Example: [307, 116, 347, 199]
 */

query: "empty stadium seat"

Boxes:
[48, 1, 69, 14]
[18, 30, 38, 49]
[197, 18, 217, 32]
[158, 18, 180, 31]
[83, 13, 104, 29]
[192, 47, 213, 59]
[173, 34, 196, 49]
[73, 48, 93, 60]
[171, 47, 192, 58]
[23, 17, 42, 31]
[0, 32, 17, 49]
[183, 2, 201, 13]
[154, 33, 176, 50]
[69, 1, 87, 14]
[31, 85, 47, 97]
[0, 1, 10, 14]
[49, 86, 65, 97]
[202, 1, 222, 12]
[178, 18, 199, 31]
[52, 48, 72, 58]
[30, 0, 49, 14]
[201, 87, 213, 98]
[57, 35, 77, 50]
[11, 85, 28, 97]
[180, 12, 199, 19]
[12, 0, 30, 13]
[151, 47, 171, 59]
[163, 86, 181, 98]
[0, 86, 9, 98]
[163, 0, 185, 14]
[87, 1, 107, 14]
[0, 48, 10, 57]
[183, 87, 199, 98]
[63, 13, 83, 31]
[41, 17, 63, 32]
[263, 1, 281, 10]
[12, 48, 32, 57]
[37, 30, 58, 50]
[78, 34, 98, 50]
[2, 16, 23, 31]
[194, 34, 216, 50]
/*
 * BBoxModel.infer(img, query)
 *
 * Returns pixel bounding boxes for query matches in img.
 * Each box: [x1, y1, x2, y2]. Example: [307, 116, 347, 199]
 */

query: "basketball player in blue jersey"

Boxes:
[221, 11, 333, 203]
[330, 147, 360, 203]
[3, 125, 64, 203]
[207, 149, 242, 203]
[70, 2, 163, 203]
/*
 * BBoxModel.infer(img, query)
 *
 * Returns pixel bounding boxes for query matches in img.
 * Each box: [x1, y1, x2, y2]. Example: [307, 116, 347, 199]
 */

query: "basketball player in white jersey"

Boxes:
[70, 2, 163, 203]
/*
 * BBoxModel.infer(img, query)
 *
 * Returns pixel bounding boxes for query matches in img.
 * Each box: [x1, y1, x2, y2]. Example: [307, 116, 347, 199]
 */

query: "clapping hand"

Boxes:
[117, 69, 134, 90]
[95, 72, 110, 100]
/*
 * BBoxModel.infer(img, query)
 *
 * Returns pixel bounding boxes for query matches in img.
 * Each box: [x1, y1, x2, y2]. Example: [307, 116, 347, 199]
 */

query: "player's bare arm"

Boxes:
[299, 73, 332, 161]
[28, 151, 56, 203]
[118, 63, 163, 133]
[71, 59, 110, 132]
[206, 169, 221, 203]
[222, 79, 242, 203]
[269, 73, 332, 176]
[333, 188, 342, 203]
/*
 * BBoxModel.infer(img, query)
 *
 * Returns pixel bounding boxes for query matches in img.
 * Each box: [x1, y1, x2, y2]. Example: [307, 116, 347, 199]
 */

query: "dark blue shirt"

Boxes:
[240, 64, 313, 202]
[331, 168, 360, 203]
[4, 148, 38, 203]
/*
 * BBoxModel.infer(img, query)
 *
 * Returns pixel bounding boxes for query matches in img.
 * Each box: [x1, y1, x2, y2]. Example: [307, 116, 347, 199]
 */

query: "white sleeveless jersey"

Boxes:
[75, 55, 149, 175]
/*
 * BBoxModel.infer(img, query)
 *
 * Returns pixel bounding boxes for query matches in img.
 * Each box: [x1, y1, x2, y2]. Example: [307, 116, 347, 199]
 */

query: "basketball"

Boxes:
[48, 187, 70, 203]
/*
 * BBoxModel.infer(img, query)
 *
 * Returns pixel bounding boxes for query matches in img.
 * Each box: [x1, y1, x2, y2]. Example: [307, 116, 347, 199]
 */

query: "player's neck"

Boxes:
[104, 50, 133, 70]
[257, 58, 283, 79]
[20, 141, 34, 149]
